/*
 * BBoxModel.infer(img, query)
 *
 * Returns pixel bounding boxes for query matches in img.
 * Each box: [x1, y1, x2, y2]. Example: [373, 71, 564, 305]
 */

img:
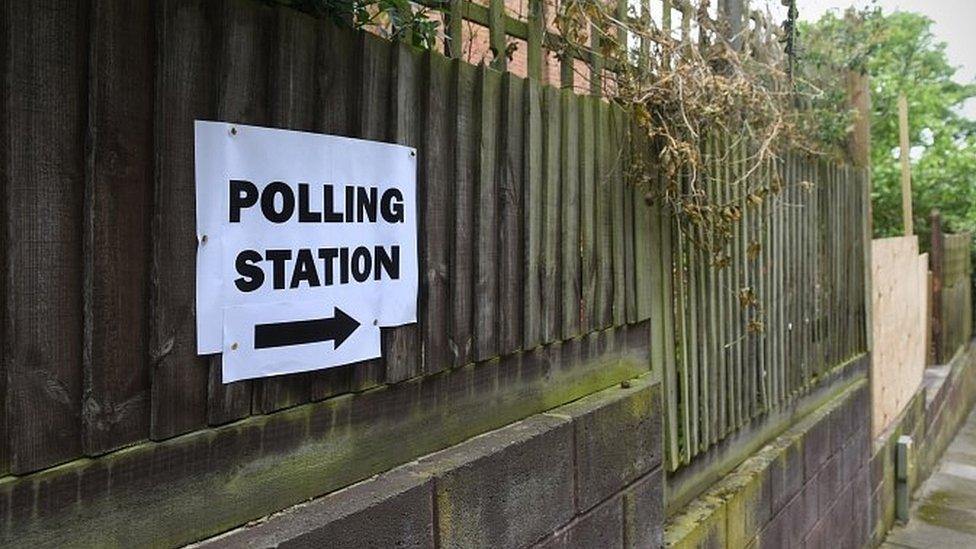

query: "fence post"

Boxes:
[847, 70, 872, 354]
[527, 0, 544, 80]
[445, 0, 463, 59]
[930, 209, 944, 363]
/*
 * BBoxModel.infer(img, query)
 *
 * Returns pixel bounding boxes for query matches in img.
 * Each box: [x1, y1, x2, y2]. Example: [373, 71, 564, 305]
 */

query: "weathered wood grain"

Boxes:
[452, 60, 478, 365]
[422, 50, 455, 374]
[383, 41, 423, 383]
[560, 89, 581, 339]
[498, 73, 524, 356]
[522, 79, 543, 349]
[82, 0, 154, 454]
[212, 0, 272, 419]
[150, 0, 213, 441]
[3, 0, 87, 472]
[594, 100, 614, 329]
[474, 66, 501, 362]
[350, 32, 392, 389]
[541, 85, 562, 344]
[579, 96, 597, 331]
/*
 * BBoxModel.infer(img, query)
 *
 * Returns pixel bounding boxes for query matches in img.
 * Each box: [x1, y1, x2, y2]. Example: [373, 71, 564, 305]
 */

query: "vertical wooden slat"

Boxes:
[351, 32, 393, 388]
[306, 18, 359, 400]
[452, 60, 478, 365]
[694, 193, 709, 447]
[776, 157, 786, 397]
[541, 85, 561, 344]
[498, 72, 524, 356]
[384, 41, 424, 382]
[738, 138, 752, 418]
[688, 215, 702, 453]
[560, 89, 581, 339]
[523, 79, 543, 349]
[661, 191, 680, 469]
[213, 0, 270, 419]
[82, 0, 153, 454]
[610, 108, 627, 326]
[759, 155, 770, 408]
[622, 111, 637, 325]
[151, 0, 212, 441]
[706, 134, 723, 437]
[474, 65, 500, 362]
[722, 132, 737, 428]
[422, 50, 455, 374]
[647, 141, 665, 382]
[714, 133, 728, 434]
[580, 97, 597, 330]
[675, 213, 692, 464]
[784, 153, 793, 390]
[594, 100, 613, 329]
[4, 0, 86, 471]
[633, 142, 654, 322]
[0, 0, 7, 473]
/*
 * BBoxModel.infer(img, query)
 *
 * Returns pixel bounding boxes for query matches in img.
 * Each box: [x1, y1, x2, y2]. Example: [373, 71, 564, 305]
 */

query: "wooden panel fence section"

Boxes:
[0, 0, 655, 476]
[661, 145, 870, 470]
[939, 232, 972, 363]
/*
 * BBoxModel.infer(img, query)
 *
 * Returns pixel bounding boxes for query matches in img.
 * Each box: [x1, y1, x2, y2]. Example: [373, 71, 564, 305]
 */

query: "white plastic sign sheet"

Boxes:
[194, 121, 417, 382]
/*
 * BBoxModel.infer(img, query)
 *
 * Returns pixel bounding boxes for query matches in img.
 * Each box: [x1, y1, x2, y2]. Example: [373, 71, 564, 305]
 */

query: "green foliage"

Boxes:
[264, 0, 440, 49]
[799, 8, 976, 242]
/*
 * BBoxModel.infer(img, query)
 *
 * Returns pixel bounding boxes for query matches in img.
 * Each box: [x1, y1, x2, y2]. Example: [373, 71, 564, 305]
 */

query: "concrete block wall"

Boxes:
[868, 341, 976, 545]
[665, 380, 872, 548]
[198, 375, 664, 549]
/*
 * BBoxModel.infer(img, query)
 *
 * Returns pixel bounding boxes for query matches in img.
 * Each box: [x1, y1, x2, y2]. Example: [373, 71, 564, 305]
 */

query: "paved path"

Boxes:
[884, 406, 976, 548]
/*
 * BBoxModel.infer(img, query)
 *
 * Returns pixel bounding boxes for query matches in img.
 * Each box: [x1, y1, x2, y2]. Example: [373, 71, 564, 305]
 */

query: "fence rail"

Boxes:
[412, 0, 787, 89]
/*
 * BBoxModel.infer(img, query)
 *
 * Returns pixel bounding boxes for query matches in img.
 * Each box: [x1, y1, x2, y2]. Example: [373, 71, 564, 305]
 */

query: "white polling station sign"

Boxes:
[194, 121, 417, 383]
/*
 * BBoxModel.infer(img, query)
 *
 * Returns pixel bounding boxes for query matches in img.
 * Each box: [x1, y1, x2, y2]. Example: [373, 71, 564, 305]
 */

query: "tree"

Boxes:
[799, 8, 976, 242]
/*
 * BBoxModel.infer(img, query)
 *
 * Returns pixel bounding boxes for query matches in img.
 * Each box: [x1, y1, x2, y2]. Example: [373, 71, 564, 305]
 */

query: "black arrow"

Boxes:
[253, 307, 361, 350]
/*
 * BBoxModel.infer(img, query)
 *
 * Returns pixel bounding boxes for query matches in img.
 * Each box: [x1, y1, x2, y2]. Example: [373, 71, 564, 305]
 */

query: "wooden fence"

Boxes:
[663, 148, 869, 470]
[0, 0, 868, 526]
[0, 0, 661, 477]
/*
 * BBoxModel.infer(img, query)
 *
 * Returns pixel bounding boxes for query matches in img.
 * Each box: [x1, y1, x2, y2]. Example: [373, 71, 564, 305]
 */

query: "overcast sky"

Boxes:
[790, 0, 976, 117]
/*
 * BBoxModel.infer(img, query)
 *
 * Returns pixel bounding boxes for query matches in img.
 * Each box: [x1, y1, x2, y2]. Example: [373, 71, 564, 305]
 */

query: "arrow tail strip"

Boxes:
[254, 317, 335, 349]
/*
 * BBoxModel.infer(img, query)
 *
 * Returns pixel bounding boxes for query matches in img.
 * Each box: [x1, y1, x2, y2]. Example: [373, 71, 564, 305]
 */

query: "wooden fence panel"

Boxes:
[82, 0, 154, 455]
[662, 141, 871, 469]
